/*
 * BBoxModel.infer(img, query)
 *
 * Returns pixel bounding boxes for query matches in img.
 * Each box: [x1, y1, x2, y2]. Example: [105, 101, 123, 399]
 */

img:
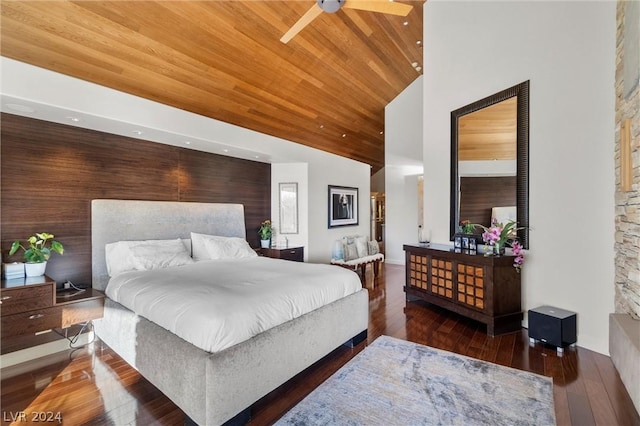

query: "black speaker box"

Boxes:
[528, 305, 577, 348]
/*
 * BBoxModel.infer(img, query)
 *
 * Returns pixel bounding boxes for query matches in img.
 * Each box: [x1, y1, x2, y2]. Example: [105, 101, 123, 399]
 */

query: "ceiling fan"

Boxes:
[280, 0, 413, 44]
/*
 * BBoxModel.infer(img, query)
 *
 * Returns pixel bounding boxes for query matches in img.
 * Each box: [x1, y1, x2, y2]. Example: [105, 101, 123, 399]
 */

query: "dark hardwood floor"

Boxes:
[2, 264, 638, 425]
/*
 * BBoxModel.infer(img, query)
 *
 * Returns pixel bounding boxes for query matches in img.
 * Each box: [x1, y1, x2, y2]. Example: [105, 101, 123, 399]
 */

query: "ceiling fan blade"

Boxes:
[343, 0, 413, 16]
[281, 3, 324, 43]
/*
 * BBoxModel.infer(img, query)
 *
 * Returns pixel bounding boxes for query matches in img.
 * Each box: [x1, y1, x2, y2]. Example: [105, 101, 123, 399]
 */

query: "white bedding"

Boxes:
[105, 257, 362, 353]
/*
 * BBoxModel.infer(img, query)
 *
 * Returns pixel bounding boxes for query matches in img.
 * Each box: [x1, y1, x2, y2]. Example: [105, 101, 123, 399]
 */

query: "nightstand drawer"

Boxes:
[2, 307, 60, 338]
[278, 247, 304, 262]
[259, 246, 304, 262]
[0, 284, 55, 316]
[59, 298, 104, 327]
[1, 298, 104, 338]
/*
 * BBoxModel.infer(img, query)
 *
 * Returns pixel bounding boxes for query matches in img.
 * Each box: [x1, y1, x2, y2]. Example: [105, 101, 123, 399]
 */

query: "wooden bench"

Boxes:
[331, 253, 384, 282]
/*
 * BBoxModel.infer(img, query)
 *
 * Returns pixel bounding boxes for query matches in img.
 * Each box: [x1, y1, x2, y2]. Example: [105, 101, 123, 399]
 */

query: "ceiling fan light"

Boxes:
[317, 0, 344, 14]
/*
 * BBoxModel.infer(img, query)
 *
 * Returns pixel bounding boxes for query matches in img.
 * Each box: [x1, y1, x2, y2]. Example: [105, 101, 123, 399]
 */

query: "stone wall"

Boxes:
[614, 0, 640, 319]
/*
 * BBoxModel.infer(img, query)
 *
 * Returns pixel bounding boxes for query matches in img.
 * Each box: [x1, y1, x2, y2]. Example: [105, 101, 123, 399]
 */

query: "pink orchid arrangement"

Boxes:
[477, 219, 525, 272]
[511, 240, 524, 273]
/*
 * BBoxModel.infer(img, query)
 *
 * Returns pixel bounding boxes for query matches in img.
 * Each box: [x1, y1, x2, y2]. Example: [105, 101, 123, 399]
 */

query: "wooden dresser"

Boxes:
[403, 244, 522, 336]
[1, 276, 104, 339]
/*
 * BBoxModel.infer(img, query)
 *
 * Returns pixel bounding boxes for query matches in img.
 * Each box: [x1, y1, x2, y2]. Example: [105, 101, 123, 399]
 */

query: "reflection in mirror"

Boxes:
[450, 81, 529, 248]
[459, 98, 517, 237]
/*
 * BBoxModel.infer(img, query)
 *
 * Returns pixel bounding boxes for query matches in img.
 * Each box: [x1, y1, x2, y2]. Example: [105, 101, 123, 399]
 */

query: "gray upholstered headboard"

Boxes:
[91, 200, 246, 291]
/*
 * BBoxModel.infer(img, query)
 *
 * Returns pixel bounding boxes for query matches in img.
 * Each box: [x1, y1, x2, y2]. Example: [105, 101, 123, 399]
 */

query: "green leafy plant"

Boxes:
[9, 232, 64, 263]
[459, 219, 476, 234]
[259, 220, 272, 240]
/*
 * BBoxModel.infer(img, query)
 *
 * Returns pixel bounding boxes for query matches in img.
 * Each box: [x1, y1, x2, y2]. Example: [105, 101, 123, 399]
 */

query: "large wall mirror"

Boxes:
[450, 80, 529, 248]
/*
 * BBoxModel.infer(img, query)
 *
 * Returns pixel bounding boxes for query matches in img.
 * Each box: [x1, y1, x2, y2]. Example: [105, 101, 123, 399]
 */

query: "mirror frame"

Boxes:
[450, 80, 530, 249]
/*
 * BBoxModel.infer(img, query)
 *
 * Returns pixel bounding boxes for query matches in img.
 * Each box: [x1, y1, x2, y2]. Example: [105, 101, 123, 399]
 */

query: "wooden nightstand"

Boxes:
[259, 247, 304, 262]
[1, 275, 104, 339]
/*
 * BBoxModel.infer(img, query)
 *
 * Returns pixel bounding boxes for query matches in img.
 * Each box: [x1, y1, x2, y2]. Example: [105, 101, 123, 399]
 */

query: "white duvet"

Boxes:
[105, 257, 362, 353]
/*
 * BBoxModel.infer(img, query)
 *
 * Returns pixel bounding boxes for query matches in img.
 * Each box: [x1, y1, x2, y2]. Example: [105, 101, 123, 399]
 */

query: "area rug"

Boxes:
[275, 335, 556, 425]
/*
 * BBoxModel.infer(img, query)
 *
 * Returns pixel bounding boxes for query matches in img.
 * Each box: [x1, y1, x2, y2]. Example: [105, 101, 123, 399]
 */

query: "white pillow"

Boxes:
[105, 239, 194, 276]
[105, 241, 136, 276]
[368, 240, 380, 255]
[354, 236, 368, 258]
[344, 243, 359, 261]
[491, 206, 517, 225]
[191, 232, 257, 261]
[130, 239, 194, 271]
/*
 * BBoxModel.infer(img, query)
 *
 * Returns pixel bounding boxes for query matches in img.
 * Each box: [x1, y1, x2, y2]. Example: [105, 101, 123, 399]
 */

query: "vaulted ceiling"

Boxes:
[0, 1, 424, 173]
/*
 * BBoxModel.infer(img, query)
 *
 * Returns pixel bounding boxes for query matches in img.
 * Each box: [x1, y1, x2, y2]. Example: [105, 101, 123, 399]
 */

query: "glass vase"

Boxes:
[493, 241, 506, 256]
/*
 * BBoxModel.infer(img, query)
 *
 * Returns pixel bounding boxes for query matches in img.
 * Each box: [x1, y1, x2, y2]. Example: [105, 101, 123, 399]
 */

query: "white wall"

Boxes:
[371, 168, 385, 193]
[1, 59, 370, 263]
[308, 161, 371, 263]
[270, 160, 371, 262]
[385, 77, 424, 264]
[271, 163, 309, 258]
[423, 1, 616, 354]
[459, 160, 516, 177]
[385, 167, 423, 264]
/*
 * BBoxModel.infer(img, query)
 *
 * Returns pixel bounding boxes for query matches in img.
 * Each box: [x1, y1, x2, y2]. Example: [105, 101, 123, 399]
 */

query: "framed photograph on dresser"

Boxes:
[328, 185, 358, 228]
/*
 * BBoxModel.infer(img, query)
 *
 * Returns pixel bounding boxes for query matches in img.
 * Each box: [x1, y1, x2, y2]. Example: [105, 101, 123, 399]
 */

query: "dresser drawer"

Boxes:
[0, 284, 55, 316]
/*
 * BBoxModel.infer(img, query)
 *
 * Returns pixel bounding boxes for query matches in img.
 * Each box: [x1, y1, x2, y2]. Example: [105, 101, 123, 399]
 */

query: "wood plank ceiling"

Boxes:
[0, 1, 424, 173]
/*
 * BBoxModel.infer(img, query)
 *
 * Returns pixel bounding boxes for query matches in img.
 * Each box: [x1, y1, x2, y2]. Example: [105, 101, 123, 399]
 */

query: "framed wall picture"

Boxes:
[328, 185, 358, 228]
[279, 182, 298, 234]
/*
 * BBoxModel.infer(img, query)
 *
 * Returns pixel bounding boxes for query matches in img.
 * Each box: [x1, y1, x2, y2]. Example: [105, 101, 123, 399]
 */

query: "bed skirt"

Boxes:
[94, 289, 369, 425]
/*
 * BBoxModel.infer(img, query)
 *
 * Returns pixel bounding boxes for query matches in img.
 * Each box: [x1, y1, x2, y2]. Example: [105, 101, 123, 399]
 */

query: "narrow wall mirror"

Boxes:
[279, 182, 298, 234]
[450, 81, 529, 248]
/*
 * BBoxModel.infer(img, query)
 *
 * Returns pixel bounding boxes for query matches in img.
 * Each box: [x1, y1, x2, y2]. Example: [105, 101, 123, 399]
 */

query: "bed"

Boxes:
[91, 199, 369, 425]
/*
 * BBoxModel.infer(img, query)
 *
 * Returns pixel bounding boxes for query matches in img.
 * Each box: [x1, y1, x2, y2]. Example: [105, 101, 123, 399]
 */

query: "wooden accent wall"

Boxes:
[459, 176, 517, 230]
[0, 113, 270, 286]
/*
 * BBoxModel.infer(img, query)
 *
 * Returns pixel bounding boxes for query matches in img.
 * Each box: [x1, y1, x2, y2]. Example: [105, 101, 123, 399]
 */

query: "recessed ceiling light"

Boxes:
[411, 62, 418, 68]
[132, 130, 143, 135]
[223, 149, 229, 153]
[342, 134, 347, 138]
[416, 40, 422, 45]
[403, 21, 409, 26]
[416, 66, 422, 72]
[379, 131, 384, 135]
[254, 155, 260, 159]
[320, 124, 325, 129]
[6, 103, 35, 113]
[67, 116, 80, 122]
[184, 141, 191, 145]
